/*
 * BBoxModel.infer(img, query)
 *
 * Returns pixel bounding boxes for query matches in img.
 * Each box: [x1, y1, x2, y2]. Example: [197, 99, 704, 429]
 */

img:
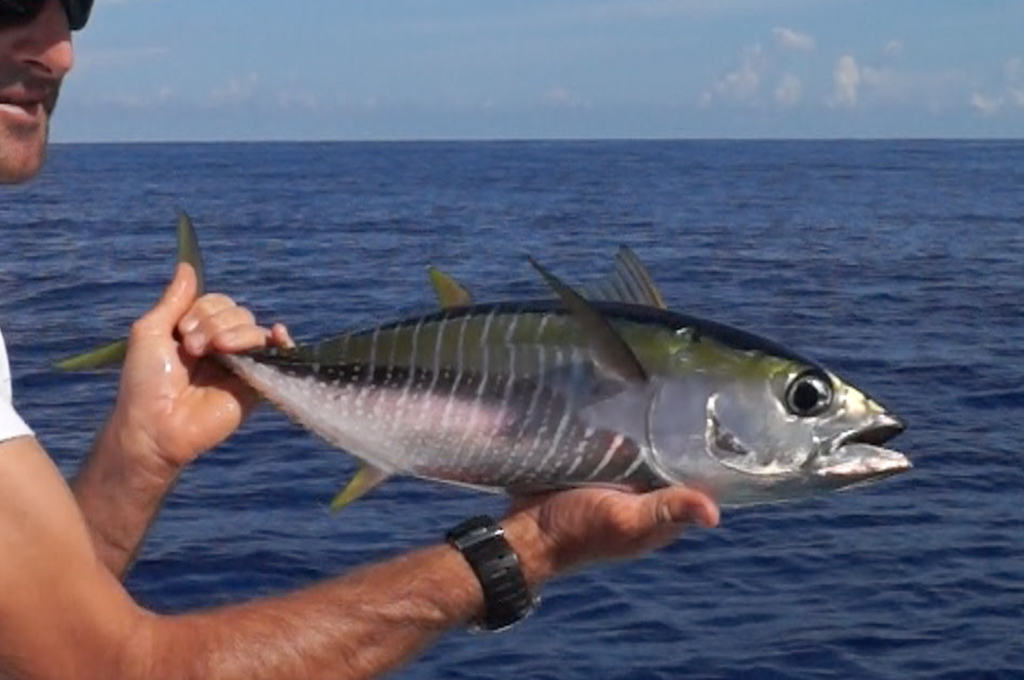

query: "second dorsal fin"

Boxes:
[578, 246, 666, 309]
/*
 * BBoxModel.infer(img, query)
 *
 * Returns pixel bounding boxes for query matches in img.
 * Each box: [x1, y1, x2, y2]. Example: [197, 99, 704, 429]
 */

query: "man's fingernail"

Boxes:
[656, 503, 676, 524]
[185, 331, 206, 354]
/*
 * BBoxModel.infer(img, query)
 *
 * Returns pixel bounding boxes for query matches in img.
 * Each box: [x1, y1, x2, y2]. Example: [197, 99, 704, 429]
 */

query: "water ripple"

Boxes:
[3, 140, 1023, 679]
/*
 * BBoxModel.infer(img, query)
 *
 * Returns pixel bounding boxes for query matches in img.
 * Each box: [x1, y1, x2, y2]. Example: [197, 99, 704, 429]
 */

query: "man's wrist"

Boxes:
[94, 415, 182, 487]
[73, 419, 183, 576]
[497, 511, 560, 591]
[447, 516, 537, 631]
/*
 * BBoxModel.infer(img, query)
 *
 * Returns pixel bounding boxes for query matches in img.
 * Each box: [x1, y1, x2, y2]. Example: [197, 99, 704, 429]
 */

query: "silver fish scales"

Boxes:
[59, 213, 910, 509]
[223, 304, 670, 499]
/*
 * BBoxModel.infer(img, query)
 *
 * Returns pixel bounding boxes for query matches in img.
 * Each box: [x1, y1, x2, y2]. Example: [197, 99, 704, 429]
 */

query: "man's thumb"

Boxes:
[135, 264, 198, 336]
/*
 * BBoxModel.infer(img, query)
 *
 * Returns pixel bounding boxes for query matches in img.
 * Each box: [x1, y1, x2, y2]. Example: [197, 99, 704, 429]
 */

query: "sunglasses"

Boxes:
[1, 0, 94, 32]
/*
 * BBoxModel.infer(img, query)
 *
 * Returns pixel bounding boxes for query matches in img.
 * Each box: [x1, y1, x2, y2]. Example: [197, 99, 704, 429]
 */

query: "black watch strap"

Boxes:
[446, 515, 536, 632]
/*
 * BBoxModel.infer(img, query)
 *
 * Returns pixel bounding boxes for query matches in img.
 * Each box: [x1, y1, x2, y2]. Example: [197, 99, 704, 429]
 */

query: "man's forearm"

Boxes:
[72, 422, 178, 578]
[6, 432, 716, 680]
[143, 514, 553, 680]
[3, 435, 553, 680]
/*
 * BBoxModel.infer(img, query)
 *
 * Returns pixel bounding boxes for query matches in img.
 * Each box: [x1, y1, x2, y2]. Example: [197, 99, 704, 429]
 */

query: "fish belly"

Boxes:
[222, 352, 663, 494]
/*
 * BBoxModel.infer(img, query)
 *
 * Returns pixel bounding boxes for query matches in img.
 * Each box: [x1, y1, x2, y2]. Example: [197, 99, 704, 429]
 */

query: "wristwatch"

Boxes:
[446, 515, 537, 632]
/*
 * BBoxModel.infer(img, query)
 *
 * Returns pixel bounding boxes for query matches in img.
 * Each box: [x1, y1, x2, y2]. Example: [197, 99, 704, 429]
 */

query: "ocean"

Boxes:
[1, 140, 1022, 679]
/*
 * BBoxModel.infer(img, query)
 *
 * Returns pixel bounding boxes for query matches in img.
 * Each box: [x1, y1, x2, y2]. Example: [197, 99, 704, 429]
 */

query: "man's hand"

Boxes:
[502, 486, 720, 587]
[74, 263, 292, 576]
[103, 263, 292, 475]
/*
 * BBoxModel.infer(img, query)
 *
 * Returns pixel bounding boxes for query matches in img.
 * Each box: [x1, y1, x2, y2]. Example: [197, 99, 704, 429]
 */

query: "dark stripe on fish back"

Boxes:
[259, 300, 821, 372]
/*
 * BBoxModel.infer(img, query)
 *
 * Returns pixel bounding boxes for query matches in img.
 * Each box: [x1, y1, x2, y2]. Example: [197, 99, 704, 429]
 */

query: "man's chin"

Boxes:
[0, 129, 49, 184]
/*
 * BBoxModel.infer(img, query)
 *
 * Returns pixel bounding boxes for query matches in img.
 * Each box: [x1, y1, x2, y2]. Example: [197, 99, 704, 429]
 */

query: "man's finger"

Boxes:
[646, 488, 720, 529]
[272, 323, 295, 349]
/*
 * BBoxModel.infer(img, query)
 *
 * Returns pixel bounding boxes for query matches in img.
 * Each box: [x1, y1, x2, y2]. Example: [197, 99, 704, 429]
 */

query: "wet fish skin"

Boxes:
[58, 212, 910, 508]
[223, 295, 908, 508]
[222, 304, 666, 499]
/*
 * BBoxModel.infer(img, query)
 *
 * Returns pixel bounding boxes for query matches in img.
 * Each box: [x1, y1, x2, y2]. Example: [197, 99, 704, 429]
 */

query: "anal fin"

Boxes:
[329, 464, 391, 512]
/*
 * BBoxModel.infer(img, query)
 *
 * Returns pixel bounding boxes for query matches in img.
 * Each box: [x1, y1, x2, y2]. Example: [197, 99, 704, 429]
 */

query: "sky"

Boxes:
[52, 0, 1024, 142]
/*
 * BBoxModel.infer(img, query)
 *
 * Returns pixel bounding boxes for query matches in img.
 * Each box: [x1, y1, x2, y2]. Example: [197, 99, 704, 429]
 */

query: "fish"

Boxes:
[60, 212, 910, 509]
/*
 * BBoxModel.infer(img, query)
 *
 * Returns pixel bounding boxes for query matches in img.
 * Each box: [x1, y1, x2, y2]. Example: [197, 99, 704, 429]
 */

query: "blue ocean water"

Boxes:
[1, 140, 1022, 679]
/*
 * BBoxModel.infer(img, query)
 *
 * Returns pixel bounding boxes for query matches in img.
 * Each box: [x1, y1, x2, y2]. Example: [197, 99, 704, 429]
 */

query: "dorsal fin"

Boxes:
[579, 246, 666, 309]
[528, 256, 648, 383]
[426, 266, 473, 308]
[428, 246, 665, 311]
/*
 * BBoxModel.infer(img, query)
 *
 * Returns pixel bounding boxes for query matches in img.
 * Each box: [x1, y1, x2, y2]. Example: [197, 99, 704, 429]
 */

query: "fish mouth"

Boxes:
[835, 413, 906, 449]
[818, 413, 910, 479]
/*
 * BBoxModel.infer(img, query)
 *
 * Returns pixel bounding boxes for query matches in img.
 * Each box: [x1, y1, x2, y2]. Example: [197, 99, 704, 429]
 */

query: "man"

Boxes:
[0, 2, 719, 678]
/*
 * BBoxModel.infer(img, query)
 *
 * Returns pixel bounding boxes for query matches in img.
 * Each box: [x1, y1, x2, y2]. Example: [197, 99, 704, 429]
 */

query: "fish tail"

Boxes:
[53, 211, 205, 371]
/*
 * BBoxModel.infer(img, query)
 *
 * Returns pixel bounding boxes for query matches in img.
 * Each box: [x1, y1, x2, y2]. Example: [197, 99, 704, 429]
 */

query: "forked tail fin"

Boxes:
[53, 211, 207, 371]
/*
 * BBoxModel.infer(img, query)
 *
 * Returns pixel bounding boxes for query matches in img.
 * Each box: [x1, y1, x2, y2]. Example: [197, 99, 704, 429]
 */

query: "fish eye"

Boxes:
[785, 370, 834, 418]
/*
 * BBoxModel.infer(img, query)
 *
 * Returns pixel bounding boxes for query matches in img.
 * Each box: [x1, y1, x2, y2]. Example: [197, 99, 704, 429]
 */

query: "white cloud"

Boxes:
[74, 46, 168, 71]
[883, 40, 903, 57]
[567, 1, 838, 24]
[860, 66, 884, 86]
[830, 55, 860, 107]
[774, 73, 802, 106]
[542, 87, 590, 108]
[276, 91, 318, 112]
[207, 74, 259, 107]
[1007, 87, 1024, 109]
[1003, 57, 1022, 81]
[88, 85, 173, 109]
[859, 65, 967, 110]
[702, 43, 765, 106]
[970, 92, 1002, 115]
[1005, 58, 1024, 110]
[969, 56, 1024, 116]
[772, 27, 815, 52]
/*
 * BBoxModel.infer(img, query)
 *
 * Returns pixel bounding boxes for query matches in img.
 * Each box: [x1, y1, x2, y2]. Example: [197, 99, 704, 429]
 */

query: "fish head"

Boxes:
[647, 345, 909, 504]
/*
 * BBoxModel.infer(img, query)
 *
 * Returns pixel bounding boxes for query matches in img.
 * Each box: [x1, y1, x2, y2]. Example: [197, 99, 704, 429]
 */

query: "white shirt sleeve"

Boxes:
[0, 324, 33, 443]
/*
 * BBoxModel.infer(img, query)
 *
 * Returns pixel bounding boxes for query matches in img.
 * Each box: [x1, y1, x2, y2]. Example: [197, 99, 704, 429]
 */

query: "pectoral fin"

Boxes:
[329, 464, 391, 511]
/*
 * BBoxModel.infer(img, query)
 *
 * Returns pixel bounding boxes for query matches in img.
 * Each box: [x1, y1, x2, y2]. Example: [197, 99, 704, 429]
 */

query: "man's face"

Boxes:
[0, 0, 74, 184]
